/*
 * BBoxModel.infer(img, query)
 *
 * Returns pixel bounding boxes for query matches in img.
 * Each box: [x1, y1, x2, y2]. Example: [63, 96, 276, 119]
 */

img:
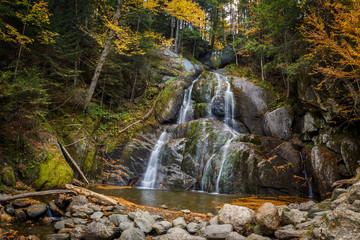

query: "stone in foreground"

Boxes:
[218, 204, 254, 232]
[204, 224, 233, 239]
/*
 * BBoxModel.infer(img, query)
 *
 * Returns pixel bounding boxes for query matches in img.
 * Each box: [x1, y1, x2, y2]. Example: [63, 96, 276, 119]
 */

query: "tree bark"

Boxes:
[64, 184, 119, 205]
[84, 0, 122, 110]
[0, 190, 77, 203]
[174, 18, 180, 53]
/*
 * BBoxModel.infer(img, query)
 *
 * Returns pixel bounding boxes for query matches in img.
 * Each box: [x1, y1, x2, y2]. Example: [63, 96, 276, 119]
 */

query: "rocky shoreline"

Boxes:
[1, 181, 360, 240]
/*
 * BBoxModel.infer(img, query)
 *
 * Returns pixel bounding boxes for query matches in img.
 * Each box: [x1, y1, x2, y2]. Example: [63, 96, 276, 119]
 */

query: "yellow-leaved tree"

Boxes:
[84, 0, 206, 109]
[301, 0, 360, 121]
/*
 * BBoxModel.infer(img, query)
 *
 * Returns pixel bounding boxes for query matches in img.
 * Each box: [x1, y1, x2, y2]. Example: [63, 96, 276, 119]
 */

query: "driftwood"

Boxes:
[65, 184, 119, 205]
[0, 190, 77, 203]
[60, 144, 90, 185]
[332, 178, 358, 189]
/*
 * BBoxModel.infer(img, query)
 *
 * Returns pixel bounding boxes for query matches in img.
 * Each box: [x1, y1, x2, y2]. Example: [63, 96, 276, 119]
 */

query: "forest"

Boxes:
[1, 0, 360, 239]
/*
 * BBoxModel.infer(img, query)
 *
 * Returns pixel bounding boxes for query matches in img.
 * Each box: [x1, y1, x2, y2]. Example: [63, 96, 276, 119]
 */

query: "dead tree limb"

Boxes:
[64, 184, 119, 205]
[60, 144, 90, 185]
[0, 190, 77, 203]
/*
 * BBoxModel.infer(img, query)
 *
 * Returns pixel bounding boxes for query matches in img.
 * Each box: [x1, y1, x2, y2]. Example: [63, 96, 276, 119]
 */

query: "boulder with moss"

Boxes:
[2, 167, 16, 187]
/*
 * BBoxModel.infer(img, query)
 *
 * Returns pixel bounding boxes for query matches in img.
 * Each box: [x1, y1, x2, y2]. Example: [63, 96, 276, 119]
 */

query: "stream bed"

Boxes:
[88, 184, 310, 214]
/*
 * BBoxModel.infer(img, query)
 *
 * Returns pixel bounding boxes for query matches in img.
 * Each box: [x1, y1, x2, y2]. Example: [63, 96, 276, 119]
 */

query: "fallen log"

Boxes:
[0, 189, 77, 203]
[64, 184, 119, 205]
[59, 143, 90, 185]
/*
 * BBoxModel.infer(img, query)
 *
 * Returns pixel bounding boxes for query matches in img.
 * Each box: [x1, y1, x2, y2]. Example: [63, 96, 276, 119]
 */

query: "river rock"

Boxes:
[204, 224, 233, 239]
[120, 222, 135, 231]
[68, 196, 89, 210]
[167, 227, 188, 234]
[119, 228, 146, 240]
[55, 219, 75, 231]
[5, 204, 14, 216]
[27, 203, 48, 218]
[69, 226, 86, 239]
[218, 204, 255, 232]
[90, 211, 103, 220]
[172, 217, 187, 229]
[255, 202, 280, 235]
[13, 199, 32, 208]
[209, 216, 219, 225]
[225, 232, 245, 240]
[263, 106, 293, 140]
[84, 221, 115, 240]
[187, 222, 201, 234]
[153, 221, 172, 234]
[134, 210, 155, 233]
[274, 228, 307, 240]
[156, 233, 206, 240]
[45, 233, 70, 240]
[244, 234, 271, 240]
[299, 201, 316, 212]
[281, 207, 305, 226]
[71, 205, 93, 215]
[15, 209, 27, 222]
[49, 201, 64, 217]
[2, 166, 16, 186]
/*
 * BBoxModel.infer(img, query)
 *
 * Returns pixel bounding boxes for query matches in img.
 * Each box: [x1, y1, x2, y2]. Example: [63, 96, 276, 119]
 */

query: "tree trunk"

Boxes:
[170, 16, 175, 39]
[84, 0, 122, 110]
[130, 72, 137, 106]
[174, 18, 180, 53]
[260, 55, 265, 81]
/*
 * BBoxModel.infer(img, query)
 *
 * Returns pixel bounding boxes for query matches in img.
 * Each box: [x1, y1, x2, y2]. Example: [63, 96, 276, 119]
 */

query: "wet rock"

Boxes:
[15, 209, 27, 222]
[45, 233, 70, 240]
[119, 228, 146, 240]
[5, 204, 14, 216]
[13, 199, 32, 208]
[54, 219, 75, 231]
[255, 202, 280, 235]
[67, 196, 89, 210]
[225, 232, 245, 240]
[172, 217, 187, 229]
[263, 106, 293, 140]
[311, 146, 341, 198]
[27, 203, 48, 219]
[204, 224, 233, 239]
[134, 210, 155, 233]
[55, 195, 71, 209]
[153, 221, 172, 235]
[84, 221, 115, 240]
[244, 233, 270, 240]
[209, 216, 219, 225]
[49, 202, 64, 217]
[119, 222, 135, 231]
[187, 222, 201, 234]
[211, 96, 225, 117]
[218, 204, 255, 232]
[299, 201, 316, 212]
[2, 166, 16, 186]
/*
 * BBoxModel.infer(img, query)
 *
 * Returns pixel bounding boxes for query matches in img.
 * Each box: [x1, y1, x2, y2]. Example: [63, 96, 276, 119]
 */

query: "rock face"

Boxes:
[263, 106, 293, 140]
[218, 204, 254, 232]
[255, 203, 280, 235]
[311, 146, 341, 198]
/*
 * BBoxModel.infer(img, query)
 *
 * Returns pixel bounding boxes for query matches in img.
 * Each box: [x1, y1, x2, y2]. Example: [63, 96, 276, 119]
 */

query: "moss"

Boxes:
[2, 167, 16, 186]
[32, 149, 73, 190]
[83, 147, 96, 173]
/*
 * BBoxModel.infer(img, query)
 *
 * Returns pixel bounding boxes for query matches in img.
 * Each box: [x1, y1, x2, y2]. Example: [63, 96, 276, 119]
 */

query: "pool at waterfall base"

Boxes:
[87, 184, 312, 214]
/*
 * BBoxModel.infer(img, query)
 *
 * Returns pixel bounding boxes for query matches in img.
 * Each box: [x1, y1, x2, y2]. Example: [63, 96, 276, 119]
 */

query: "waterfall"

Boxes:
[177, 75, 200, 124]
[215, 137, 235, 193]
[201, 153, 216, 191]
[300, 152, 314, 198]
[223, 76, 237, 130]
[140, 131, 168, 189]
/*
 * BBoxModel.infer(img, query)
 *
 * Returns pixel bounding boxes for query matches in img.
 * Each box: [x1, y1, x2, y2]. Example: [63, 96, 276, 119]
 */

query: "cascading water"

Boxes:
[215, 137, 235, 193]
[207, 73, 222, 118]
[300, 152, 314, 198]
[177, 76, 200, 124]
[223, 76, 237, 130]
[140, 131, 168, 188]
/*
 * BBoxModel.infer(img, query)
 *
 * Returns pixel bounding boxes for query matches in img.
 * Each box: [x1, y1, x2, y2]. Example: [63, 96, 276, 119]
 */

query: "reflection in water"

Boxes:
[88, 185, 310, 214]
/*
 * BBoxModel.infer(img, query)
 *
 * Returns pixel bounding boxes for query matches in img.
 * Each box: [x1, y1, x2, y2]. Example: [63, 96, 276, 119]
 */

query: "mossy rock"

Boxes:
[2, 166, 16, 186]
[32, 149, 73, 190]
[194, 103, 209, 119]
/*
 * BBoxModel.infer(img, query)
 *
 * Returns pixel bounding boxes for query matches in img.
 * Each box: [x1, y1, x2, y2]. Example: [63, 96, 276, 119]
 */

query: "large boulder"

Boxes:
[263, 106, 293, 140]
[119, 228, 146, 240]
[255, 203, 280, 235]
[204, 224, 233, 239]
[230, 76, 274, 135]
[218, 204, 254, 232]
[134, 210, 155, 233]
[2, 167, 16, 186]
[311, 146, 341, 198]
[84, 222, 115, 240]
